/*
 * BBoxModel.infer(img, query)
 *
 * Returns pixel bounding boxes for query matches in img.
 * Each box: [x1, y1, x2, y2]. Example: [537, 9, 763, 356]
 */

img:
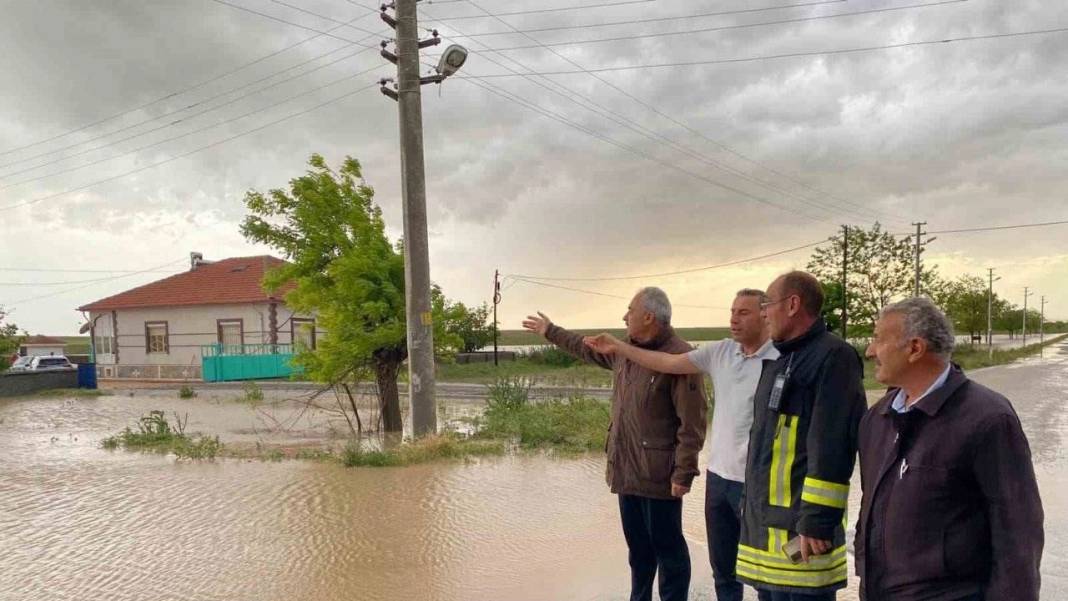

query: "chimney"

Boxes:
[190, 252, 204, 270]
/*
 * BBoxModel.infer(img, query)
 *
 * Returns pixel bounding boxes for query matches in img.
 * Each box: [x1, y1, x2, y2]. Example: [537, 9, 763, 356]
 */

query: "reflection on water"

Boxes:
[1, 341, 1066, 600]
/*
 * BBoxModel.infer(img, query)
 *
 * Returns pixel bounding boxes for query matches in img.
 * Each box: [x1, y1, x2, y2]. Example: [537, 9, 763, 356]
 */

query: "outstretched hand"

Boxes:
[583, 333, 623, 354]
[522, 312, 553, 337]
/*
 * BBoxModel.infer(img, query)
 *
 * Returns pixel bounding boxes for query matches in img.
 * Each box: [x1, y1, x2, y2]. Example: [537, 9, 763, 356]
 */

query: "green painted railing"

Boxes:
[200, 343, 303, 382]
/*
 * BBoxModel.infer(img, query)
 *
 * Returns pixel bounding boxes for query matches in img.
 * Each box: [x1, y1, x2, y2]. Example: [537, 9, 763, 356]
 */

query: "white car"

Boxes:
[25, 356, 76, 372]
[7, 356, 33, 372]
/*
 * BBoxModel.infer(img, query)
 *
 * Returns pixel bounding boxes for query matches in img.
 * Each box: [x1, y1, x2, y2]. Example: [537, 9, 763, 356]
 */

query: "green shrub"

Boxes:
[486, 376, 532, 410]
[101, 410, 221, 460]
[479, 396, 610, 452]
[178, 385, 197, 399]
[242, 381, 264, 404]
[522, 345, 580, 367]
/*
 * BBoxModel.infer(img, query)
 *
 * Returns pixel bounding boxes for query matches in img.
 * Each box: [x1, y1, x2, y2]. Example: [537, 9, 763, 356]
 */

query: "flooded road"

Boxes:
[2, 341, 1066, 600]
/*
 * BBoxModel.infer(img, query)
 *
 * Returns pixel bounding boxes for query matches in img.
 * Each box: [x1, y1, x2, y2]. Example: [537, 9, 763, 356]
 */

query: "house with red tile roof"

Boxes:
[78, 253, 318, 380]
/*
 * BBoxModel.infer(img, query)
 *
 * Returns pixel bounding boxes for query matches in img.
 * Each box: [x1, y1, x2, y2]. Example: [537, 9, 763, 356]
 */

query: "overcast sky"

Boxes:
[1, 0, 1066, 336]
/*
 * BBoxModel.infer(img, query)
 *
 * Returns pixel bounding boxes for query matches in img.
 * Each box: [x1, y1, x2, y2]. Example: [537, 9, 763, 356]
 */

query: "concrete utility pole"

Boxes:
[986, 268, 1000, 353]
[912, 222, 933, 297]
[841, 225, 848, 339]
[493, 269, 501, 367]
[1023, 287, 1034, 346]
[1040, 296, 1047, 345]
[378, 1, 467, 436]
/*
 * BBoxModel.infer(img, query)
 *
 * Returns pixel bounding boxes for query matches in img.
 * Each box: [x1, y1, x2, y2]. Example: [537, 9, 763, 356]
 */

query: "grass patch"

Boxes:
[476, 396, 610, 453]
[340, 434, 506, 467]
[242, 381, 264, 404]
[178, 385, 197, 399]
[436, 358, 612, 387]
[30, 388, 105, 398]
[102, 411, 222, 460]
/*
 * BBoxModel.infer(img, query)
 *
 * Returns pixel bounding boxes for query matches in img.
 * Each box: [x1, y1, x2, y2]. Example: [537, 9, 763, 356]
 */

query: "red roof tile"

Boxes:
[78, 256, 294, 312]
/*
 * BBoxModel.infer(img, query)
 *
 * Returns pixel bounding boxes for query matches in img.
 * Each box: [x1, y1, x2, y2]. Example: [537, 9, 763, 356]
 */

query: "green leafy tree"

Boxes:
[941, 275, 990, 340]
[808, 223, 942, 333]
[441, 299, 494, 353]
[241, 154, 453, 432]
[0, 307, 21, 371]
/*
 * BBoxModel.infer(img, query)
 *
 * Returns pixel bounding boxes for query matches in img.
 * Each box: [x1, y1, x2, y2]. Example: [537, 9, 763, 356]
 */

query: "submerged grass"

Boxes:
[102, 410, 222, 460]
[340, 434, 506, 467]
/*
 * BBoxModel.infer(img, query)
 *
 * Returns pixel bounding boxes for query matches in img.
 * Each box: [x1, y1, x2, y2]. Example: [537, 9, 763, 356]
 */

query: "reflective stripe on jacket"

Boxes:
[738, 318, 866, 594]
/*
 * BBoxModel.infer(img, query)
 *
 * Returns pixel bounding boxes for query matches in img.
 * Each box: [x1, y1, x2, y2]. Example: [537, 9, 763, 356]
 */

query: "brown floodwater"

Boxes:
[2, 342, 1066, 600]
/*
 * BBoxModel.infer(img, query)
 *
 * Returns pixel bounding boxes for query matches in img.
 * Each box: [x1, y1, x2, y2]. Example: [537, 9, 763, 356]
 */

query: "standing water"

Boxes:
[2, 341, 1066, 600]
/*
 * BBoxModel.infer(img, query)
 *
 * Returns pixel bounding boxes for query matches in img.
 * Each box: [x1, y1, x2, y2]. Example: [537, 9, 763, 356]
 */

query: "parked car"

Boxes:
[25, 356, 76, 372]
[7, 356, 33, 372]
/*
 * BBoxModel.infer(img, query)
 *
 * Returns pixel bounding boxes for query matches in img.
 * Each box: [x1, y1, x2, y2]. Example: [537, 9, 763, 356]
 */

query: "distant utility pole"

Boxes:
[378, 1, 468, 436]
[493, 269, 501, 367]
[912, 222, 935, 297]
[841, 225, 848, 339]
[986, 268, 1000, 353]
[1040, 295, 1047, 345]
[1022, 287, 1034, 346]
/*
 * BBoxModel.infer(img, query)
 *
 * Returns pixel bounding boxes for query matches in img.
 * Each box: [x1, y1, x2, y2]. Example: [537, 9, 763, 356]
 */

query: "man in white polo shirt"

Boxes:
[585, 289, 777, 601]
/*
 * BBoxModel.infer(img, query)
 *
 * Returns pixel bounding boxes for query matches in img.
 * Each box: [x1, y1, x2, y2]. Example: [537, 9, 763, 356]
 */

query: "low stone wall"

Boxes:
[0, 370, 79, 397]
[96, 364, 202, 380]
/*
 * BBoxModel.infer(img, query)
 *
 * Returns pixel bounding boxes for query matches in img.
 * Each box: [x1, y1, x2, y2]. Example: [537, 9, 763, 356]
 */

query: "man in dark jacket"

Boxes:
[738, 271, 867, 600]
[857, 297, 1043, 601]
[523, 287, 707, 601]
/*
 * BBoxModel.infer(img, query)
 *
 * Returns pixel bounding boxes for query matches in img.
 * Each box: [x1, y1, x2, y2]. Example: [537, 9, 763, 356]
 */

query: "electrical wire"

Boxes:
[509, 276, 730, 310]
[479, 0, 969, 51]
[0, 78, 381, 212]
[435, 2, 901, 225]
[0, 11, 379, 158]
[458, 0, 846, 37]
[462, 26, 1068, 76]
[509, 238, 830, 282]
[5, 259, 188, 306]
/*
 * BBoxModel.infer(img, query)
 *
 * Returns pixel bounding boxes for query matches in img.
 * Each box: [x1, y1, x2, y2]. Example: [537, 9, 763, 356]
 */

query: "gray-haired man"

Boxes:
[523, 287, 707, 601]
[858, 297, 1043, 600]
[585, 289, 779, 601]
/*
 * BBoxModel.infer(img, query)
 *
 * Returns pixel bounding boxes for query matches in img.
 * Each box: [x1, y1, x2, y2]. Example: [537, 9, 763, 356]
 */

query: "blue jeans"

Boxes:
[618, 494, 691, 601]
[704, 472, 745, 601]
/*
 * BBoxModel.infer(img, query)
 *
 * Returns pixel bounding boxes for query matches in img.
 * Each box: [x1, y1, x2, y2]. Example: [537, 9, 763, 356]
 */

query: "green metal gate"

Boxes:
[200, 343, 301, 382]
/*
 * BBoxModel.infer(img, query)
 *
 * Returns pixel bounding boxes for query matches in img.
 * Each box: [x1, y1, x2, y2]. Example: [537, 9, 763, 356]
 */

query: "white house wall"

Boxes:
[90, 303, 319, 380]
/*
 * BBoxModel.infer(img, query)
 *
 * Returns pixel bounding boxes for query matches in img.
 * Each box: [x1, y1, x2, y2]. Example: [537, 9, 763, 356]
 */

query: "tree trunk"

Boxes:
[373, 350, 405, 433]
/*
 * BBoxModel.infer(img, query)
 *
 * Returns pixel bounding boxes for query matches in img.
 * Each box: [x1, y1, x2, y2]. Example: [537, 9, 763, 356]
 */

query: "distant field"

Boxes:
[63, 336, 90, 355]
[496, 327, 731, 346]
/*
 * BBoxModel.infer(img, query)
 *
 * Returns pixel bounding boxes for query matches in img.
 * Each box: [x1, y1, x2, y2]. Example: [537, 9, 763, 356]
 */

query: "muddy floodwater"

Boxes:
[2, 342, 1066, 600]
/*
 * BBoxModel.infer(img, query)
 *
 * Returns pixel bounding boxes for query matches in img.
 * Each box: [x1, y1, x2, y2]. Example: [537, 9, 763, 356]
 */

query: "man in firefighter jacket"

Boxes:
[737, 271, 867, 600]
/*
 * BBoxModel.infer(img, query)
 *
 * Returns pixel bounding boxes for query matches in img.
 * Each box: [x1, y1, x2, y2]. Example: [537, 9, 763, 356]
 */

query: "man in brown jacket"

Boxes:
[857, 297, 1044, 601]
[523, 286, 707, 601]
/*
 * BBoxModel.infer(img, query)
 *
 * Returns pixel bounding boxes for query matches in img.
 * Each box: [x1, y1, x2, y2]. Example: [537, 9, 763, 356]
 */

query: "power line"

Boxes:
[509, 276, 730, 310]
[5, 259, 188, 306]
[0, 11, 379, 159]
[208, 0, 381, 45]
[0, 78, 380, 212]
[458, 0, 846, 37]
[927, 219, 1068, 235]
[0, 61, 381, 192]
[509, 238, 829, 282]
[0, 44, 379, 183]
[444, 1, 906, 226]
[427, 0, 656, 21]
[480, 0, 969, 51]
[439, 2, 901, 225]
[463, 26, 1068, 76]
[0, 267, 179, 274]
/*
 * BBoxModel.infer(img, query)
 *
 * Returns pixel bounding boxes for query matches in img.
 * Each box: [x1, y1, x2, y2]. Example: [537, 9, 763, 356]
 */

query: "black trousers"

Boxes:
[618, 494, 691, 601]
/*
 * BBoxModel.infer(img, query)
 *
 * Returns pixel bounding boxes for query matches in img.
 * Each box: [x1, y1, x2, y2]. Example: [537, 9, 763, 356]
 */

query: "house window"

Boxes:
[292, 318, 316, 350]
[217, 319, 244, 349]
[145, 322, 169, 354]
[96, 333, 112, 355]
